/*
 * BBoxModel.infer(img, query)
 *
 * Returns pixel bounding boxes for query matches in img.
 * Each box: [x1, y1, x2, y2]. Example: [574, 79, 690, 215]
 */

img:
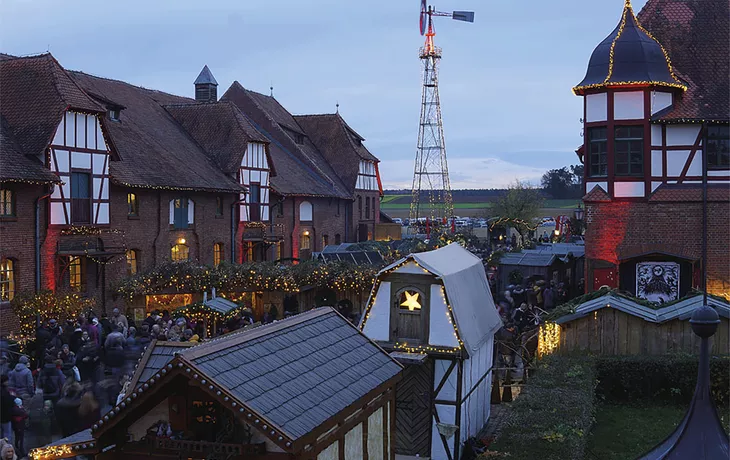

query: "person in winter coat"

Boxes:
[0, 441, 16, 460]
[76, 339, 100, 384]
[10, 398, 27, 458]
[35, 324, 52, 368]
[111, 308, 129, 336]
[7, 356, 33, 400]
[1, 376, 14, 443]
[69, 327, 84, 354]
[37, 356, 64, 405]
[88, 318, 101, 346]
[55, 384, 82, 437]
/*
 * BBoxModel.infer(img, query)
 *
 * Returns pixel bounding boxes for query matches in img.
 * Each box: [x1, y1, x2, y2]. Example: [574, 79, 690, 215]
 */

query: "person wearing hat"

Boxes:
[7, 356, 33, 401]
[88, 317, 101, 346]
[10, 398, 27, 457]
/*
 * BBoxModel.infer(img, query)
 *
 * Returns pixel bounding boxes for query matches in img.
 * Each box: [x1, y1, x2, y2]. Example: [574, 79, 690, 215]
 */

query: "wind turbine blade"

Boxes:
[452, 11, 475, 22]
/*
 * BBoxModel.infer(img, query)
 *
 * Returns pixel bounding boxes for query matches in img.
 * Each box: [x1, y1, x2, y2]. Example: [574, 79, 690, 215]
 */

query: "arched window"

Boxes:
[365, 197, 370, 219]
[397, 288, 423, 311]
[0, 259, 15, 301]
[171, 243, 189, 262]
[322, 234, 329, 247]
[127, 193, 138, 217]
[300, 231, 311, 250]
[126, 250, 138, 275]
[358, 196, 362, 219]
[299, 201, 312, 221]
[213, 243, 223, 266]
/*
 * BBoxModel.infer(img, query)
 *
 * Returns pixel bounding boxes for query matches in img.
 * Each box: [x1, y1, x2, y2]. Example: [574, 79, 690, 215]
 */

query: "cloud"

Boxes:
[380, 157, 545, 189]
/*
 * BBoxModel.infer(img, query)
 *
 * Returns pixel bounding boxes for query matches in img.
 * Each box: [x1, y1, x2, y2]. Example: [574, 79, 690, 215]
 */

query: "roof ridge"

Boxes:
[70, 69, 195, 102]
[46, 55, 105, 112]
[182, 308, 335, 360]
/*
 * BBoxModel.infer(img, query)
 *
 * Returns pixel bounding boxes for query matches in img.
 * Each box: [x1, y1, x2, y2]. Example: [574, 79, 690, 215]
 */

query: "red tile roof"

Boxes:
[649, 184, 730, 202]
[294, 113, 378, 193]
[583, 185, 611, 202]
[638, 0, 730, 122]
[0, 115, 60, 184]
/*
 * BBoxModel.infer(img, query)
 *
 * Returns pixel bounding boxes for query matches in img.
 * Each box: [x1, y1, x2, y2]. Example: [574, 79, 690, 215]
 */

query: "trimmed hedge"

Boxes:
[486, 356, 597, 460]
[595, 354, 730, 408]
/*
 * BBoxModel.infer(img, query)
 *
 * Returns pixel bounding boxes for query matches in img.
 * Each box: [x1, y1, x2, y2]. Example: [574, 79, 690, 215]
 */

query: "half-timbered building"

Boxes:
[30, 308, 402, 460]
[575, 0, 730, 298]
[360, 244, 502, 460]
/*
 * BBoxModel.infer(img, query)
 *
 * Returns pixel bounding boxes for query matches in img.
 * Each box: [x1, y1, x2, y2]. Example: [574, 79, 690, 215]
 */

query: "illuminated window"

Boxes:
[213, 243, 223, 266]
[171, 244, 189, 262]
[322, 234, 329, 247]
[276, 242, 281, 260]
[398, 289, 422, 311]
[0, 189, 14, 217]
[0, 259, 15, 301]
[245, 242, 254, 262]
[215, 196, 224, 217]
[614, 126, 643, 176]
[127, 193, 138, 217]
[588, 127, 608, 177]
[69, 257, 83, 292]
[707, 126, 729, 169]
[300, 232, 311, 250]
[126, 250, 138, 275]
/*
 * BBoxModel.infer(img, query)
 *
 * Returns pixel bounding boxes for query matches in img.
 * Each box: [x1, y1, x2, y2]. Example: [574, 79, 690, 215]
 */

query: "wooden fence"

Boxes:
[546, 307, 729, 355]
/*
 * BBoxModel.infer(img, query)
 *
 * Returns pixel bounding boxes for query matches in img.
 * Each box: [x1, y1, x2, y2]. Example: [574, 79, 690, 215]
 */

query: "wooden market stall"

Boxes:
[359, 243, 503, 460]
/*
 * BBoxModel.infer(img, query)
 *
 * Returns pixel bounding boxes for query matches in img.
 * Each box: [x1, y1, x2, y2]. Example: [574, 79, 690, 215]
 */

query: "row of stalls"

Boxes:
[32, 244, 502, 460]
[497, 243, 585, 298]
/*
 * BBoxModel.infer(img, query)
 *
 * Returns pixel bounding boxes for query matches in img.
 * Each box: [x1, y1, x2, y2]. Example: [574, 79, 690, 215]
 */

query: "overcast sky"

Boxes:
[0, 0, 645, 189]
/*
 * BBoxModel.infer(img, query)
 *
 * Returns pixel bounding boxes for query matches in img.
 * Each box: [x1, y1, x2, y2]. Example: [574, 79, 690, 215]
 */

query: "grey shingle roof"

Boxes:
[194, 65, 218, 86]
[499, 252, 558, 267]
[182, 308, 402, 440]
[46, 428, 93, 447]
[127, 341, 197, 393]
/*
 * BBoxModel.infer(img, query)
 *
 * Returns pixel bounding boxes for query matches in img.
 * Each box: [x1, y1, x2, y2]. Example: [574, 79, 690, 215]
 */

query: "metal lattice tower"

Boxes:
[409, 4, 473, 228]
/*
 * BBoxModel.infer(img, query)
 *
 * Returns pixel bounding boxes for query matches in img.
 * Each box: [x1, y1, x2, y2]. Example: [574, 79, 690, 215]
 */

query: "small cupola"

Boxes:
[573, 0, 686, 95]
[194, 65, 218, 103]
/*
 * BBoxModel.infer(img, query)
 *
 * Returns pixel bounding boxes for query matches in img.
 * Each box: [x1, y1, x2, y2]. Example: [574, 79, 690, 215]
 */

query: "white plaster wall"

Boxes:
[585, 93, 607, 122]
[461, 339, 494, 441]
[666, 125, 701, 146]
[651, 150, 663, 176]
[429, 284, 460, 348]
[614, 182, 644, 198]
[651, 91, 673, 115]
[651, 125, 663, 146]
[317, 440, 338, 460]
[586, 182, 608, 193]
[651, 181, 662, 192]
[367, 408, 384, 460]
[686, 152, 702, 176]
[50, 203, 66, 225]
[431, 404, 456, 460]
[345, 423, 363, 460]
[361, 281, 390, 341]
[433, 359, 457, 401]
[614, 92, 644, 120]
[667, 151, 691, 176]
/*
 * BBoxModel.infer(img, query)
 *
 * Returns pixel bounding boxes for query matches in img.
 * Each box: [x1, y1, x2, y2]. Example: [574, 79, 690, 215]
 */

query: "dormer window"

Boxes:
[109, 109, 120, 121]
[294, 133, 304, 145]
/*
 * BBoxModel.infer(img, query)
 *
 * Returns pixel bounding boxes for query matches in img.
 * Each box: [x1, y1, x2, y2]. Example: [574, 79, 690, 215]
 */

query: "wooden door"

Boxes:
[394, 359, 433, 457]
[390, 282, 429, 345]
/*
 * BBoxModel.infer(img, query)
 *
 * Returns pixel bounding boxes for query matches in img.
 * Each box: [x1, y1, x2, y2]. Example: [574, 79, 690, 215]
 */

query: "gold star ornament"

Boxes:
[400, 291, 421, 311]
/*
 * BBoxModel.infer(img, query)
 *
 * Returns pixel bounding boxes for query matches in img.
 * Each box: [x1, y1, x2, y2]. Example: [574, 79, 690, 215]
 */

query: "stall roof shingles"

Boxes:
[127, 341, 196, 392]
[294, 114, 379, 193]
[222, 83, 351, 199]
[69, 71, 244, 193]
[0, 53, 104, 169]
[183, 308, 402, 440]
[165, 102, 269, 175]
[499, 252, 557, 267]
[638, 0, 729, 121]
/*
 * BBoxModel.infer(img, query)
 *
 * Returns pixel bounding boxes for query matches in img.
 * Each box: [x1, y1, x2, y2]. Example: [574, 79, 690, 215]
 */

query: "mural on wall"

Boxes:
[636, 262, 679, 303]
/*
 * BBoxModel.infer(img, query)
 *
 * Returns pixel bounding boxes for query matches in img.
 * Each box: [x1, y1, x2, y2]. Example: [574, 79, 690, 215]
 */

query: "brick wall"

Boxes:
[584, 199, 730, 296]
[351, 190, 380, 242]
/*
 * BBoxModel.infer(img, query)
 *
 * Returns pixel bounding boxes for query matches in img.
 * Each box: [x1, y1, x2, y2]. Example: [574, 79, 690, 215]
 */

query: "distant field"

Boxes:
[380, 194, 580, 215]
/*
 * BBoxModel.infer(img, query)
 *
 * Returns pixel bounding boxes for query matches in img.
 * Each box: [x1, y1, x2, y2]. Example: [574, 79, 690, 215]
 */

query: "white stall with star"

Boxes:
[359, 243, 502, 460]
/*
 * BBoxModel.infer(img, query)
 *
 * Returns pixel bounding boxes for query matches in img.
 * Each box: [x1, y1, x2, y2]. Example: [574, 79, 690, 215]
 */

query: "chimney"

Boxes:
[194, 65, 218, 103]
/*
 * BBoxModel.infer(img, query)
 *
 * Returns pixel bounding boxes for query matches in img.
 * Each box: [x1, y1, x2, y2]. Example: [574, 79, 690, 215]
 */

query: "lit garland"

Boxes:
[572, 0, 687, 95]
[29, 444, 73, 460]
[489, 217, 538, 232]
[537, 322, 561, 357]
[10, 290, 96, 341]
[60, 226, 124, 236]
[173, 301, 247, 337]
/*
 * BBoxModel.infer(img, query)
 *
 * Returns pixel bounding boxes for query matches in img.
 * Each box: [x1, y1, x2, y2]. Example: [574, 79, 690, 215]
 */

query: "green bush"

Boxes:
[595, 354, 730, 408]
[486, 356, 597, 460]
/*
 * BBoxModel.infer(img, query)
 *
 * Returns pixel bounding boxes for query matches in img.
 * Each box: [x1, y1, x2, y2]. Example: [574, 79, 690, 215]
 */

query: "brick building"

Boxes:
[0, 53, 383, 321]
[574, 0, 729, 299]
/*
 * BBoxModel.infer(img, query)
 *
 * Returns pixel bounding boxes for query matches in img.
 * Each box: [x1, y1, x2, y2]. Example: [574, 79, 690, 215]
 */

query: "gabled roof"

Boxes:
[573, 0, 686, 94]
[638, 0, 729, 122]
[222, 82, 352, 199]
[125, 340, 197, 395]
[294, 113, 379, 193]
[583, 184, 611, 202]
[98, 308, 402, 450]
[165, 101, 271, 175]
[523, 243, 586, 259]
[376, 244, 502, 353]
[554, 292, 730, 324]
[0, 115, 61, 184]
[0, 53, 104, 166]
[498, 252, 558, 267]
[69, 71, 244, 193]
